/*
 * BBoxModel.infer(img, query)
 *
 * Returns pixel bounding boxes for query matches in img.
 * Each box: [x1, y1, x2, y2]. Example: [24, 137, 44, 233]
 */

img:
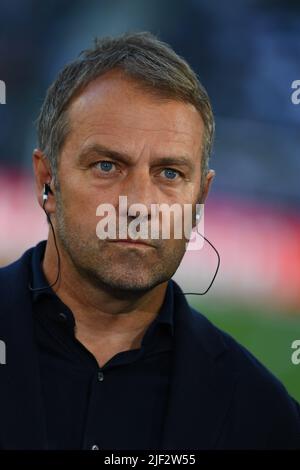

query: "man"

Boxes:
[0, 32, 299, 450]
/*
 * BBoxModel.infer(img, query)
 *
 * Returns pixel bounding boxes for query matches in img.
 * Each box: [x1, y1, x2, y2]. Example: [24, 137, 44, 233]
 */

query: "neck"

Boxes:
[42, 233, 168, 366]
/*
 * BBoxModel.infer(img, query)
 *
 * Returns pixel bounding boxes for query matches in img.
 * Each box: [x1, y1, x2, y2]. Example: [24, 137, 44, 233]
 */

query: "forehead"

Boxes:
[66, 70, 204, 156]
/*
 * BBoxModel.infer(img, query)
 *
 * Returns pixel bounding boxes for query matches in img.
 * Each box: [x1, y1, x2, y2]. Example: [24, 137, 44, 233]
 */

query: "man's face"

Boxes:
[52, 70, 212, 293]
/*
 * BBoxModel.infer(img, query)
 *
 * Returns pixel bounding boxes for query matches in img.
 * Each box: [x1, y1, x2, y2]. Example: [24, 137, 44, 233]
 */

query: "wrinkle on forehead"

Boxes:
[68, 72, 202, 128]
[70, 104, 201, 137]
[64, 72, 204, 166]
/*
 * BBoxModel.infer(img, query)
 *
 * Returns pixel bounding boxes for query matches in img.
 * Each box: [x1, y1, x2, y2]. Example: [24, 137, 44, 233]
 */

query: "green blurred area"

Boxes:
[190, 299, 300, 402]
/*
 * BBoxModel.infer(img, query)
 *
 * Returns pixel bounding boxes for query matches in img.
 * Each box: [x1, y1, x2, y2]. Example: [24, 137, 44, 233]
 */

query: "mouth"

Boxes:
[109, 238, 155, 248]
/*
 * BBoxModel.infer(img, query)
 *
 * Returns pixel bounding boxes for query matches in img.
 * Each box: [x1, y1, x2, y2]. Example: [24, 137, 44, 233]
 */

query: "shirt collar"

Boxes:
[149, 280, 174, 336]
[30, 240, 55, 302]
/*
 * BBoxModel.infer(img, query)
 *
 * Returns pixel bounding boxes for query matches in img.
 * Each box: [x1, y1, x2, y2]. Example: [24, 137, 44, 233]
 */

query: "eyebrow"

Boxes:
[77, 143, 195, 171]
[77, 144, 133, 166]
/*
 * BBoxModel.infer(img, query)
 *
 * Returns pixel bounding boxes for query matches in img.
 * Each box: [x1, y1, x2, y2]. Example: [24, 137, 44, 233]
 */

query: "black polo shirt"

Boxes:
[30, 242, 174, 450]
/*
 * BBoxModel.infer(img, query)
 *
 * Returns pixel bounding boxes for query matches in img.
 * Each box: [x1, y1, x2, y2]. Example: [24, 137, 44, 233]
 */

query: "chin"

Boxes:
[89, 266, 169, 296]
[100, 274, 160, 293]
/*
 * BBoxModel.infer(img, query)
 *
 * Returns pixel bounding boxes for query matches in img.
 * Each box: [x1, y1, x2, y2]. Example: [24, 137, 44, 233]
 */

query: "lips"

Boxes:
[109, 238, 154, 247]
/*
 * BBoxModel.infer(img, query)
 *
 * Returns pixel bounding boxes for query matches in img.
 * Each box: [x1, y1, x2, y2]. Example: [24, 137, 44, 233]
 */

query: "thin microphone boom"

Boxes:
[28, 193, 61, 292]
[180, 232, 220, 296]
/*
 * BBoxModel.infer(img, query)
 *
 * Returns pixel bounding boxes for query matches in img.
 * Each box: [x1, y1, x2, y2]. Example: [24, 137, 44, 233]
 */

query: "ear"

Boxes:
[192, 169, 215, 229]
[199, 169, 215, 204]
[32, 149, 56, 214]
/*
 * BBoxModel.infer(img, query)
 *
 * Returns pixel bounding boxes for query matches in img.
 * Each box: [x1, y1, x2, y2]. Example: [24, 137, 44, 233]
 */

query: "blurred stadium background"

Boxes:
[0, 0, 299, 399]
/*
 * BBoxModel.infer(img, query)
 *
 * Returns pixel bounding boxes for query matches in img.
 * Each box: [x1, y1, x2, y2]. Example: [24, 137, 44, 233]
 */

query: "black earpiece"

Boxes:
[29, 182, 60, 292]
[43, 183, 52, 202]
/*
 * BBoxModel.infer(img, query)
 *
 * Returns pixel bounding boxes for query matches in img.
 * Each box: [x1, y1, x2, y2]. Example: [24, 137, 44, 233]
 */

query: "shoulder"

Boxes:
[0, 243, 45, 313]
[189, 304, 296, 399]
[189, 305, 300, 445]
[0, 241, 46, 280]
[0, 247, 32, 285]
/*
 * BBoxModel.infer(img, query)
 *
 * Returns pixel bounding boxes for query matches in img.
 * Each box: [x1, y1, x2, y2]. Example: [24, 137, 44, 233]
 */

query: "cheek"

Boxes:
[157, 238, 186, 271]
[56, 189, 98, 236]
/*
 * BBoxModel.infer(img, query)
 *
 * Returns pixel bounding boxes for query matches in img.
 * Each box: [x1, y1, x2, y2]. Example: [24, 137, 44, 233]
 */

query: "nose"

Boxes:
[120, 168, 157, 219]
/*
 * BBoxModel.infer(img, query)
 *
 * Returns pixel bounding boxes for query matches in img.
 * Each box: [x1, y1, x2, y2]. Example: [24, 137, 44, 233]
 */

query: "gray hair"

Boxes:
[37, 31, 215, 183]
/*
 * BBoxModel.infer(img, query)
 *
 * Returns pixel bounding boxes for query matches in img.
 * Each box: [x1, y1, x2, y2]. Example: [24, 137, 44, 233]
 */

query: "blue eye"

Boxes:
[98, 161, 114, 172]
[162, 168, 179, 180]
